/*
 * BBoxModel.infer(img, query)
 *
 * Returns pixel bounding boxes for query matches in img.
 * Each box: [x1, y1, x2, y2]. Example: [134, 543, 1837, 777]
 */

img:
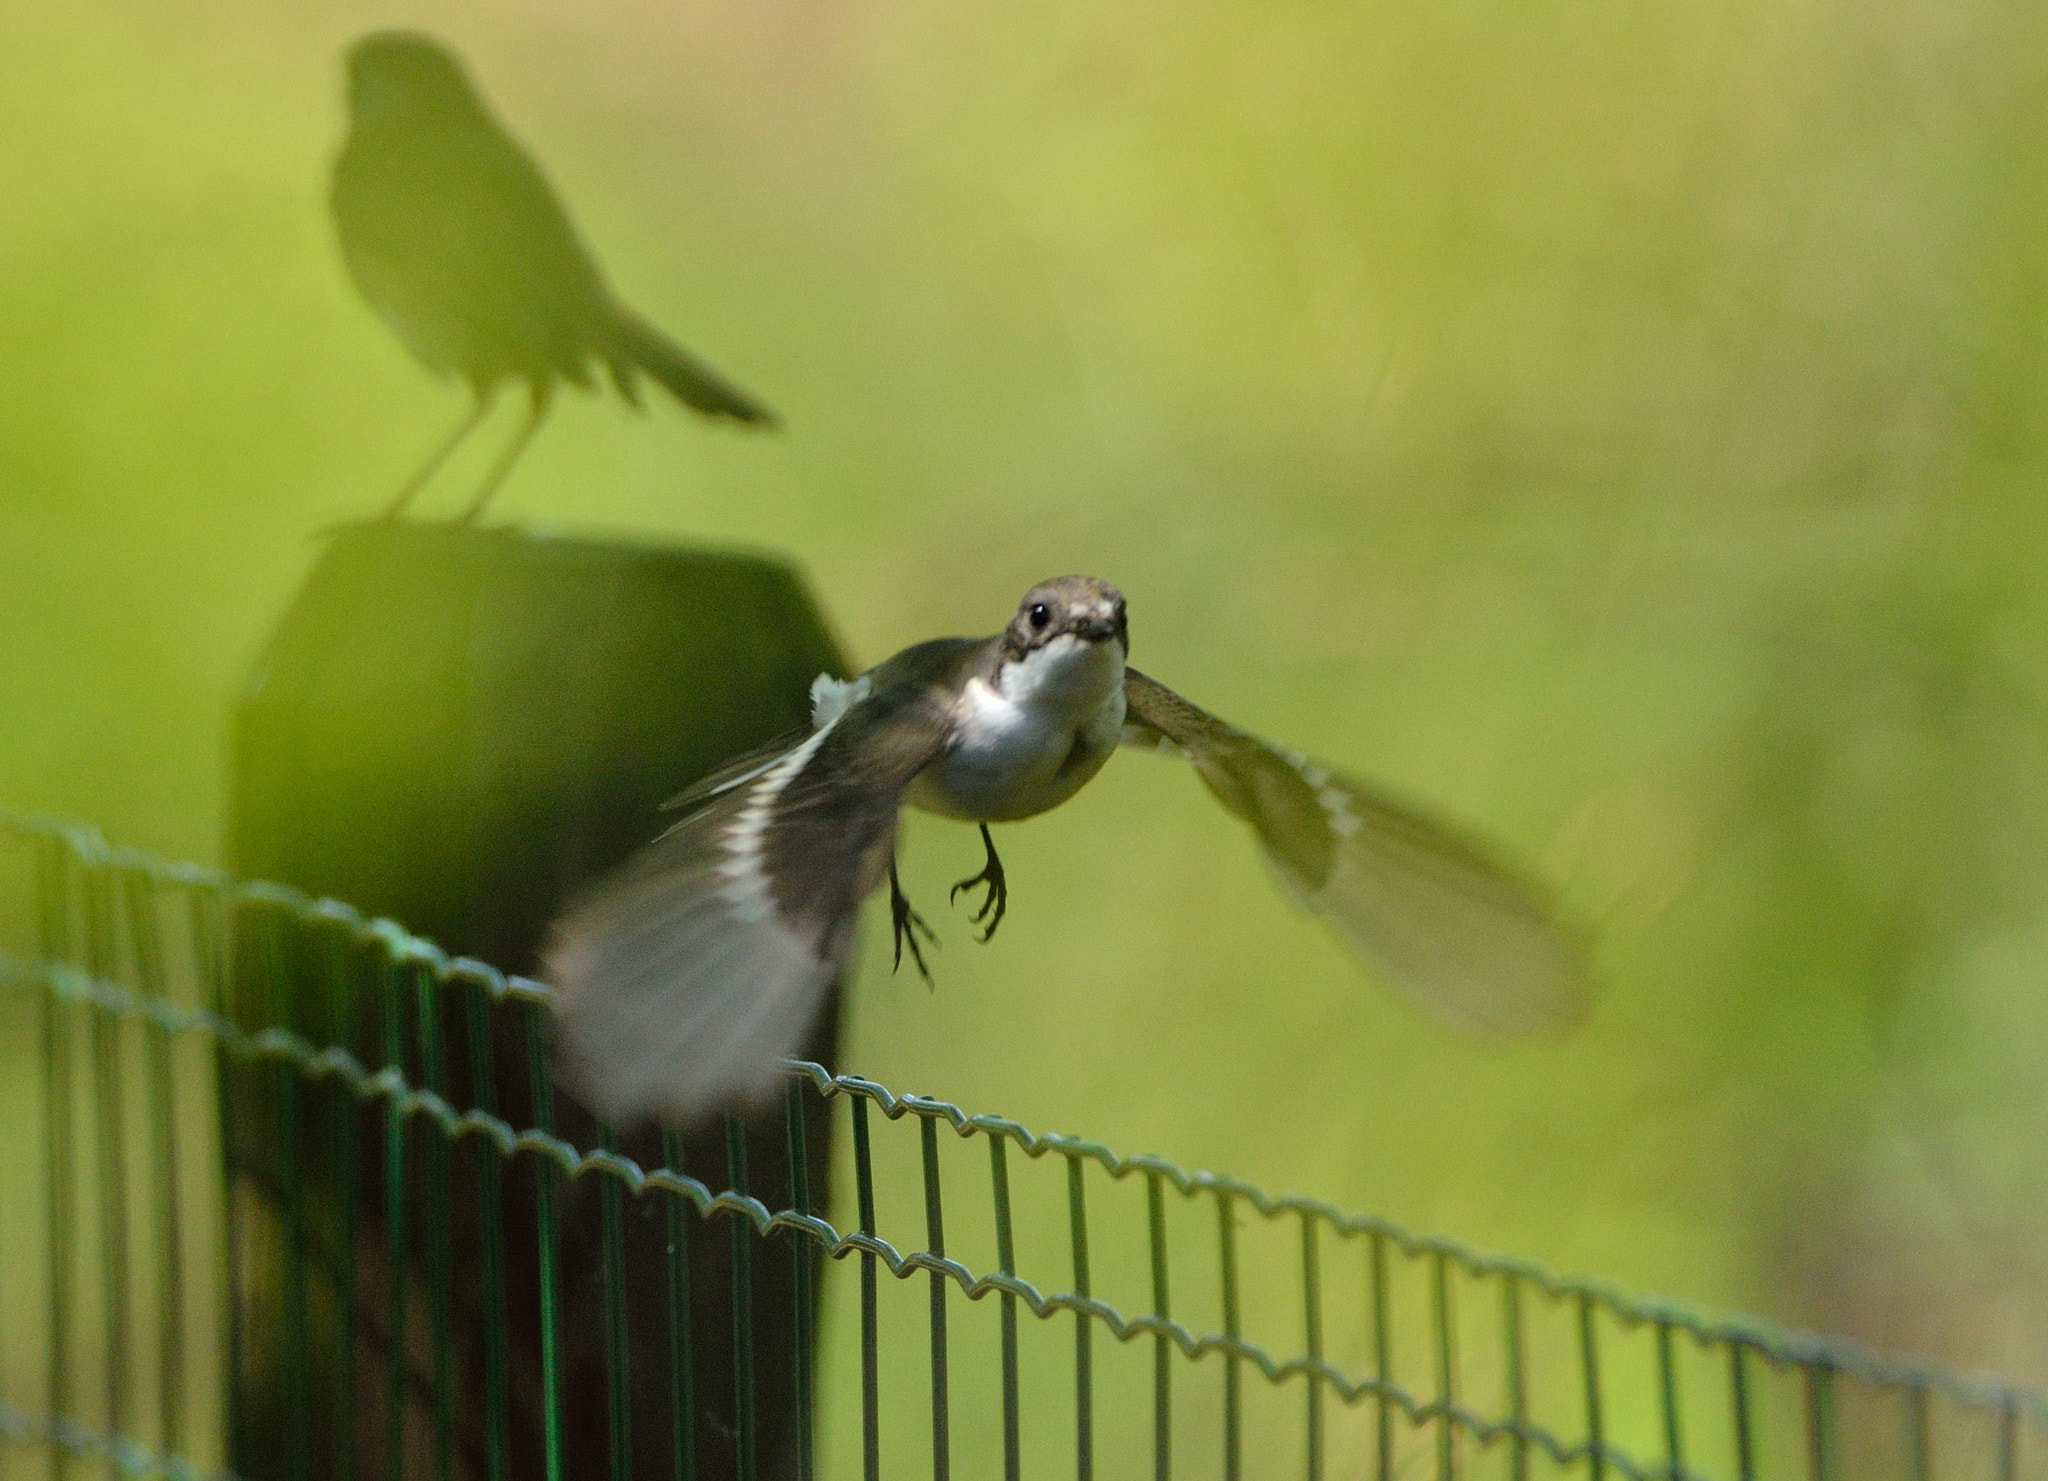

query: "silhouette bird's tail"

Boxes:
[607, 307, 778, 427]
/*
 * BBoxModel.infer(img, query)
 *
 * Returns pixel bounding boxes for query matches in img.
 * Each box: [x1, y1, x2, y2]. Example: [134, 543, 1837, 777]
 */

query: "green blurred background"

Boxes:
[5, 0, 2048, 1442]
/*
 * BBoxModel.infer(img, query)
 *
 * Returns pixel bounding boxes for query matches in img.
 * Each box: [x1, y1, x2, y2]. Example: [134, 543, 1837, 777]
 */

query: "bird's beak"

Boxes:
[1075, 615, 1122, 643]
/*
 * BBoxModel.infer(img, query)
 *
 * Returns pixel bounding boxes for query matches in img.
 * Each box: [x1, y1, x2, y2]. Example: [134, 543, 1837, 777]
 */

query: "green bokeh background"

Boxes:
[7, 0, 2048, 1467]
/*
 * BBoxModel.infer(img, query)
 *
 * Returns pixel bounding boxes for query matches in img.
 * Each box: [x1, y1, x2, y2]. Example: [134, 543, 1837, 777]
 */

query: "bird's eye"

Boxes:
[1028, 603, 1051, 630]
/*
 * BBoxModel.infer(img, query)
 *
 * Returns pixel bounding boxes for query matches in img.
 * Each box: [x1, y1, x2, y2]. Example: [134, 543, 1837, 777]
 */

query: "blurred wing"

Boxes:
[658, 730, 809, 813]
[1121, 668, 1592, 1037]
[546, 684, 949, 1127]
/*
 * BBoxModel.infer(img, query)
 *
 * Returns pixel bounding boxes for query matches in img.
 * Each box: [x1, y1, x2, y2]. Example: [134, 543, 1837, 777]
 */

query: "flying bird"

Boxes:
[546, 577, 1591, 1127]
[331, 31, 776, 522]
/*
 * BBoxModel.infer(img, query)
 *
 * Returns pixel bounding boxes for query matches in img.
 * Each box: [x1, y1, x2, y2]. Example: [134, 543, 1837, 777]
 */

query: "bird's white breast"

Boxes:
[909, 635, 1126, 823]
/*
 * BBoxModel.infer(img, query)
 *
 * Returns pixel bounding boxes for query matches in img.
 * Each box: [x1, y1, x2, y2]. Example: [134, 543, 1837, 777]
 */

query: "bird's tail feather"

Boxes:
[608, 307, 778, 426]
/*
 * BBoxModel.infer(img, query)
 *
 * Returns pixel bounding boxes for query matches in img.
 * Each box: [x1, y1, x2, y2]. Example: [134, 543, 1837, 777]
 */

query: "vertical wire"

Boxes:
[1067, 1154, 1092, 1481]
[1729, 1343, 1756, 1481]
[414, 971, 455, 1481]
[463, 985, 508, 1481]
[262, 908, 309, 1481]
[1146, 1171, 1170, 1481]
[990, 1137, 1022, 1481]
[1218, 1191, 1241, 1481]
[1902, 1384, 1930, 1481]
[725, 1116, 757, 1481]
[380, 963, 411, 1481]
[1578, 1294, 1604, 1481]
[1803, 1366, 1834, 1481]
[784, 1082, 815, 1481]
[920, 1116, 951, 1481]
[37, 839, 75, 1481]
[660, 1128, 694, 1481]
[125, 873, 185, 1467]
[851, 1100, 880, 1481]
[87, 870, 135, 1472]
[192, 888, 239, 1476]
[524, 999, 565, 1481]
[1429, 1251, 1455, 1481]
[1500, 1274, 1527, 1481]
[3, 838, 41, 1481]
[1301, 1214, 1324, 1481]
[599, 1128, 632, 1481]
[1656, 1321, 1684, 1481]
[329, 934, 361, 1481]
[1369, 1231, 1392, 1481]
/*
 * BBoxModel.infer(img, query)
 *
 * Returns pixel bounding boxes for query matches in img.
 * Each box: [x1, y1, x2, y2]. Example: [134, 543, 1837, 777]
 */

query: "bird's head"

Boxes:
[345, 31, 482, 124]
[1002, 576, 1128, 660]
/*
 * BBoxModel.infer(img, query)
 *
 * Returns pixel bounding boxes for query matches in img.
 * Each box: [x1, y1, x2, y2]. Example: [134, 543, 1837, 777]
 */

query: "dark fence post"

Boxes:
[225, 519, 848, 1481]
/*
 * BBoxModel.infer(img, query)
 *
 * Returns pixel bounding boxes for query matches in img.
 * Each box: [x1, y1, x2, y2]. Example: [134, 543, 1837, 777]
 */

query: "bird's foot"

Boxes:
[949, 823, 1008, 943]
[890, 859, 938, 987]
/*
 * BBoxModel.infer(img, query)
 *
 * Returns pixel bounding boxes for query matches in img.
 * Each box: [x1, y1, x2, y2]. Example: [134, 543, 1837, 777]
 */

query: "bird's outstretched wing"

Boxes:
[1121, 668, 1592, 1037]
[546, 668, 952, 1127]
[656, 730, 810, 814]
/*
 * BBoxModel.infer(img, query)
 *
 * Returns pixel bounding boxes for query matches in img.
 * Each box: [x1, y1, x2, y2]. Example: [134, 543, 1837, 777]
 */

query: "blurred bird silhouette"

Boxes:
[332, 31, 777, 522]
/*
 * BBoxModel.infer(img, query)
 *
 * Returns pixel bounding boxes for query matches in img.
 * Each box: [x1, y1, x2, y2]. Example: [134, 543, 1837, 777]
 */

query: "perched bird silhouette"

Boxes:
[332, 31, 776, 521]
[547, 577, 1593, 1128]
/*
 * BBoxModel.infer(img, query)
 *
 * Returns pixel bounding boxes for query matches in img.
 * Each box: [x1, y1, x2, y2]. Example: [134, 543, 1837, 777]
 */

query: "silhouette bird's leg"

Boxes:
[384, 392, 493, 520]
[458, 383, 552, 524]
[949, 823, 1008, 942]
[889, 855, 938, 987]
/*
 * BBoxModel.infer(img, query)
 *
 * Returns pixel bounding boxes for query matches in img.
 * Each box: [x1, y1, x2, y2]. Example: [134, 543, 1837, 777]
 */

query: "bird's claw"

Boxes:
[950, 824, 1008, 943]
[890, 860, 938, 987]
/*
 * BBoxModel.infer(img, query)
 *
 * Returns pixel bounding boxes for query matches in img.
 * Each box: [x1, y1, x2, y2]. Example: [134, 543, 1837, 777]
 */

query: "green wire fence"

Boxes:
[3, 812, 2044, 1481]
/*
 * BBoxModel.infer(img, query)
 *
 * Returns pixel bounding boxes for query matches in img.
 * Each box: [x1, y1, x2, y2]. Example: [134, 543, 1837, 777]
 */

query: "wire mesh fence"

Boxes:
[2, 812, 2044, 1481]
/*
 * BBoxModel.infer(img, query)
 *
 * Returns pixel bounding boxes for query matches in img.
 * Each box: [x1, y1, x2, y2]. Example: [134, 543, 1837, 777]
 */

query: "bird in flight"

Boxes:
[547, 577, 1592, 1128]
[331, 31, 776, 523]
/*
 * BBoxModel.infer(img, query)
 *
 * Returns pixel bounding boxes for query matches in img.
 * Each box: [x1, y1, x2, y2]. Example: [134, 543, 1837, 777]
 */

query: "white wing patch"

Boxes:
[810, 672, 871, 729]
[715, 720, 838, 923]
[1282, 748, 1366, 840]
